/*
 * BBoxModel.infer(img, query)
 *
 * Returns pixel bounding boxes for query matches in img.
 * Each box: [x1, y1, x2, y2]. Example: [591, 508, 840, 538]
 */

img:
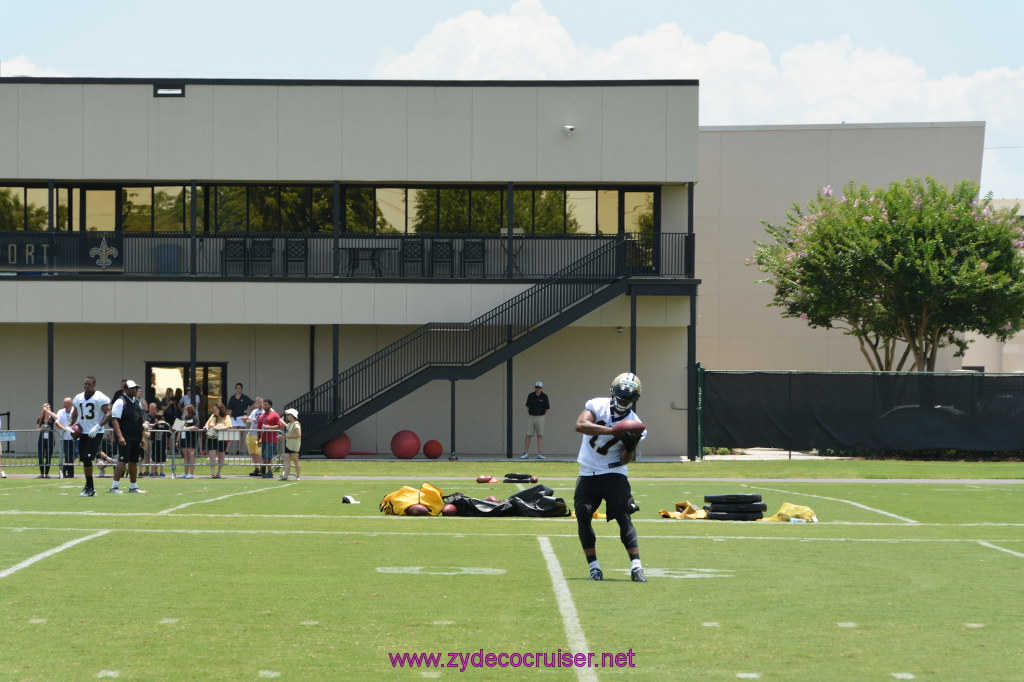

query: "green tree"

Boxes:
[0, 188, 47, 231]
[410, 188, 580, 234]
[752, 177, 1024, 371]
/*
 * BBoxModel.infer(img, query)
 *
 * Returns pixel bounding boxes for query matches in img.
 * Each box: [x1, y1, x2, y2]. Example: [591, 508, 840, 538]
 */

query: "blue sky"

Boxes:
[3, 0, 1022, 197]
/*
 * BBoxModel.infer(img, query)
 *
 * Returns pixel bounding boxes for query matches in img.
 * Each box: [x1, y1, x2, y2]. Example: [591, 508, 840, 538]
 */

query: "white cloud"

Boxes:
[373, 0, 1024, 198]
[0, 55, 69, 78]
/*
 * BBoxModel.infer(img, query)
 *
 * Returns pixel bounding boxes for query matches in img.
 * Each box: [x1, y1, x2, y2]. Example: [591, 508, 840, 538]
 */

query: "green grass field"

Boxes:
[2, 461, 1023, 680]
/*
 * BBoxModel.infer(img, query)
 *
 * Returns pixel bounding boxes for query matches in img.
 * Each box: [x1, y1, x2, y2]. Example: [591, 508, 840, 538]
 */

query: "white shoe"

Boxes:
[128, 487, 145, 494]
[0, 470, 6, 478]
[109, 486, 122, 494]
[278, 476, 288, 481]
[520, 453, 529, 460]
[537, 454, 546, 460]
[295, 476, 300, 481]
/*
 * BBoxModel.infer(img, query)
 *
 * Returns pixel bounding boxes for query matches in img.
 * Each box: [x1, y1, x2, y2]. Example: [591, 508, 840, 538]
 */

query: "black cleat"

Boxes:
[589, 566, 603, 581]
[630, 566, 647, 583]
[79, 488, 96, 497]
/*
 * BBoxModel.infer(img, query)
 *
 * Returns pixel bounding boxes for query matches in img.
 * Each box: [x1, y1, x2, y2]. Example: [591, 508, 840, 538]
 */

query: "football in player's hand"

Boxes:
[70, 423, 83, 440]
[611, 419, 645, 438]
[406, 504, 431, 516]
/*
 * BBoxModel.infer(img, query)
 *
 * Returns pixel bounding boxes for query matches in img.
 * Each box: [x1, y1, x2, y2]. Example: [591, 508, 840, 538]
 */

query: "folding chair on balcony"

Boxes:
[250, 238, 274, 276]
[461, 238, 486, 277]
[284, 238, 308, 277]
[400, 239, 425, 277]
[430, 239, 454, 277]
[222, 238, 248, 276]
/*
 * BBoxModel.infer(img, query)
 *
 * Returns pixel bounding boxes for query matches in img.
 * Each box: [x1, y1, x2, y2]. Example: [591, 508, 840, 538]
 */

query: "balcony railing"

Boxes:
[0, 231, 695, 280]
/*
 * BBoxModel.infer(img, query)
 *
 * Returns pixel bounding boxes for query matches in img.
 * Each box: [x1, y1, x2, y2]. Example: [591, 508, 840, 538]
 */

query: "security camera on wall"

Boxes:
[563, 124, 575, 136]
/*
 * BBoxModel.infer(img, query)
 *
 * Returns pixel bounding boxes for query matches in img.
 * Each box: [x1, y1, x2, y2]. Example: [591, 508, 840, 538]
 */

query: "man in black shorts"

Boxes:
[572, 372, 647, 582]
[109, 380, 146, 494]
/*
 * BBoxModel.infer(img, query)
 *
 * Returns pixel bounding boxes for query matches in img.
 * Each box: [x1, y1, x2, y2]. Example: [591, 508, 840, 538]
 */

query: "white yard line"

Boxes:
[538, 536, 598, 682]
[977, 541, 1024, 558]
[156, 483, 295, 515]
[747, 485, 920, 523]
[0, 530, 109, 579]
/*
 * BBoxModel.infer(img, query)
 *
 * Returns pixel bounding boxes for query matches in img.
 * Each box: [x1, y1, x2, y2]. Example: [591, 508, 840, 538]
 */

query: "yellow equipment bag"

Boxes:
[659, 501, 708, 520]
[379, 483, 445, 516]
[761, 502, 818, 523]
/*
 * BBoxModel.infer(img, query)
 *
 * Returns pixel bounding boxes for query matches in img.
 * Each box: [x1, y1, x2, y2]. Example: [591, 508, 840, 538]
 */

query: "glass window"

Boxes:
[623, 191, 654, 234]
[84, 189, 116, 231]
[409, 188, 436, 234]
[25, 188, 48, 231]
[597, 190, 618, 235]
[122, 187, 153, 232]
[55, 188, 70, 231]
[281, 186, 311, 232]
[214, 186, 247, 232]
[438, 189, 469, 233]
[249, 186, 279, 233]
[0, 187, 24, 230]
[346, 187, 375, 233]
[312, 186, 334, 233]
[376, 187, 405, 234]
[154, 186, 186, 232]
[566, 190, 596, 234]
[470, 189, 502, 234]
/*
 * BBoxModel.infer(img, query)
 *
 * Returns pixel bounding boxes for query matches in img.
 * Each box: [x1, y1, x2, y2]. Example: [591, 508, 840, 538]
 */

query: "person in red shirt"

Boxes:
[257, 399, 283, 479]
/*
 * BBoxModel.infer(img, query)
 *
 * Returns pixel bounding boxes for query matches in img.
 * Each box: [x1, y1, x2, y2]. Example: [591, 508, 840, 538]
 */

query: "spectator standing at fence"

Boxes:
[179, 403, 199, 479]
[36, 403, 55, 478]
[72, 376, 113, 497]
[109, 379, 145, 494]
[521, 381, 550, 460]
[244, 397, 265, 476]
[161, 388, 178, 423]
[226, 383, 253, 458]
[258, 399, 282, 479]
[203, 403, 232, 478]
[51, 397, 76, 478]
[279, 408, 302, 481]
[144, 402, 170, 478]
[95, 431, 116, 477]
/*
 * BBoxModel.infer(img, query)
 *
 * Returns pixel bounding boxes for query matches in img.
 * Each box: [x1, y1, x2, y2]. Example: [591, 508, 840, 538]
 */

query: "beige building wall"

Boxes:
[696, 122, 986, 371]
[0, 80, 699, 184]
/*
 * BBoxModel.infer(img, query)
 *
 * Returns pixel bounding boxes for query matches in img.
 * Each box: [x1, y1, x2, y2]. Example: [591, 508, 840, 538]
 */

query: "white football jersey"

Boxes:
[576, 396, 646, 477]
[72, 390, 110, 437]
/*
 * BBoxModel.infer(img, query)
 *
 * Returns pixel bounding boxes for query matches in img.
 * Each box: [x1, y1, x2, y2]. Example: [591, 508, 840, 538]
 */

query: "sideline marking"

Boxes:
[977, 541, 1024, 558]
[965, 623, 985, 628]
[0, 530, 109, 579]
[97, 671, 120, 678]
[538, 536, 597, 682]
[157, 484, 294, 515]
[747, 485, 920, 523]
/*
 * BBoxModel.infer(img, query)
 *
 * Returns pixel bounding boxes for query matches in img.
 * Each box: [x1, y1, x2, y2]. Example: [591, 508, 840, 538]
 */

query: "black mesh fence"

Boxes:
[702, 370, 1024, 451]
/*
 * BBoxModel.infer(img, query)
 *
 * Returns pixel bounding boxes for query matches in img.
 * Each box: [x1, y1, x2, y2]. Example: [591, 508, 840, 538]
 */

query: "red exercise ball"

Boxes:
[423, 439, 443, 459]
[391, 430, 420, 459]
[323, 433, 351, 459]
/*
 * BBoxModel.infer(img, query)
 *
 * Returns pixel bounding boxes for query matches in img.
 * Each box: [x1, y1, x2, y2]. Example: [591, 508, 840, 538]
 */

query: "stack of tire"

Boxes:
[703, 493, 767, 520]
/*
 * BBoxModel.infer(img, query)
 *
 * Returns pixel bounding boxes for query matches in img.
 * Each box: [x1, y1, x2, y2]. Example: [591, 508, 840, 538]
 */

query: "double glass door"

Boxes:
[144, 362, 226, 425]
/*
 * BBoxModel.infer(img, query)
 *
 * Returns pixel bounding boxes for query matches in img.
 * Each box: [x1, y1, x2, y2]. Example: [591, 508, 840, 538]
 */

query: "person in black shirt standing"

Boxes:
[226, 383, 254, 459]
[109, 380, 146, 493]
[521, 381, 551, 460]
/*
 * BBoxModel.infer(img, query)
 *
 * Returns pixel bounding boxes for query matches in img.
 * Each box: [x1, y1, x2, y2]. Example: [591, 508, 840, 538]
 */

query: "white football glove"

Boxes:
[88, 423, 102, 438]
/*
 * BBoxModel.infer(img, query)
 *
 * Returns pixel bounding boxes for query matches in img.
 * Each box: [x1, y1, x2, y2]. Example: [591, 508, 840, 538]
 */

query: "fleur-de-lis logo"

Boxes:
[89, 237, 119, 270]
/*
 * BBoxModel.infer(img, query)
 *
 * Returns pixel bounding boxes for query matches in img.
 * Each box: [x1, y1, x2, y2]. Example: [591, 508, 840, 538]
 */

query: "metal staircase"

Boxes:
[287, 237, 636, 450]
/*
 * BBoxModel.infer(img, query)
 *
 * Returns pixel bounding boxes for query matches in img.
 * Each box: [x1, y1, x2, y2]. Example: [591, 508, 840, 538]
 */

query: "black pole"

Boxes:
[190, 181, 197, 276]
[309, 325, 316, 392]
[506, 181, 514, 278]
[686, 180, 699, 461]
[506, 358, 513, 459]
[47, 323, 54, 408]
[630, 290, 637, 373]
[332, 324, 339, 418]
[332, 181, 341, 277]
[189, 324, 197, 410]
[450, 379, 457, 460]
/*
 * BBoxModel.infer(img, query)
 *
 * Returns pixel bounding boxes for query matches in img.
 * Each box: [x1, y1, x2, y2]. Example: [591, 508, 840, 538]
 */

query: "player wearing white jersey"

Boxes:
[70, 376, 111, 497]
[573, 372, 647, 583]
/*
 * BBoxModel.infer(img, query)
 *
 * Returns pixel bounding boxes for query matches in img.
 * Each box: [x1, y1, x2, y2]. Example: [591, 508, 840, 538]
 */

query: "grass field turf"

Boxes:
[1, 465, 1023, 681]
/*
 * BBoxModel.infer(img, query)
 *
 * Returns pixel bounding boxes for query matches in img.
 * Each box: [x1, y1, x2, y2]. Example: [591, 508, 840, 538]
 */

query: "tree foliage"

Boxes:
[752, 177, 1024, 371]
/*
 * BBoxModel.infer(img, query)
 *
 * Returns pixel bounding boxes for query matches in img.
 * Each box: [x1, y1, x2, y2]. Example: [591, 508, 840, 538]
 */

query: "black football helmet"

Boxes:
[610, 372, 642, 414]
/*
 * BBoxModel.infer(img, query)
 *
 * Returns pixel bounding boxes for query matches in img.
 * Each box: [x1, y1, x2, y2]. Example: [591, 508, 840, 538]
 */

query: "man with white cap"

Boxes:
[279, 407, 302, 481]
[109, 379, 146, 493]
[521, 380, 550, 460]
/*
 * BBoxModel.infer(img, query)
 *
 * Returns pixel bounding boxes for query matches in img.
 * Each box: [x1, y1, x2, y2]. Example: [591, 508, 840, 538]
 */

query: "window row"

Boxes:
[0, 185, 655, 235]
